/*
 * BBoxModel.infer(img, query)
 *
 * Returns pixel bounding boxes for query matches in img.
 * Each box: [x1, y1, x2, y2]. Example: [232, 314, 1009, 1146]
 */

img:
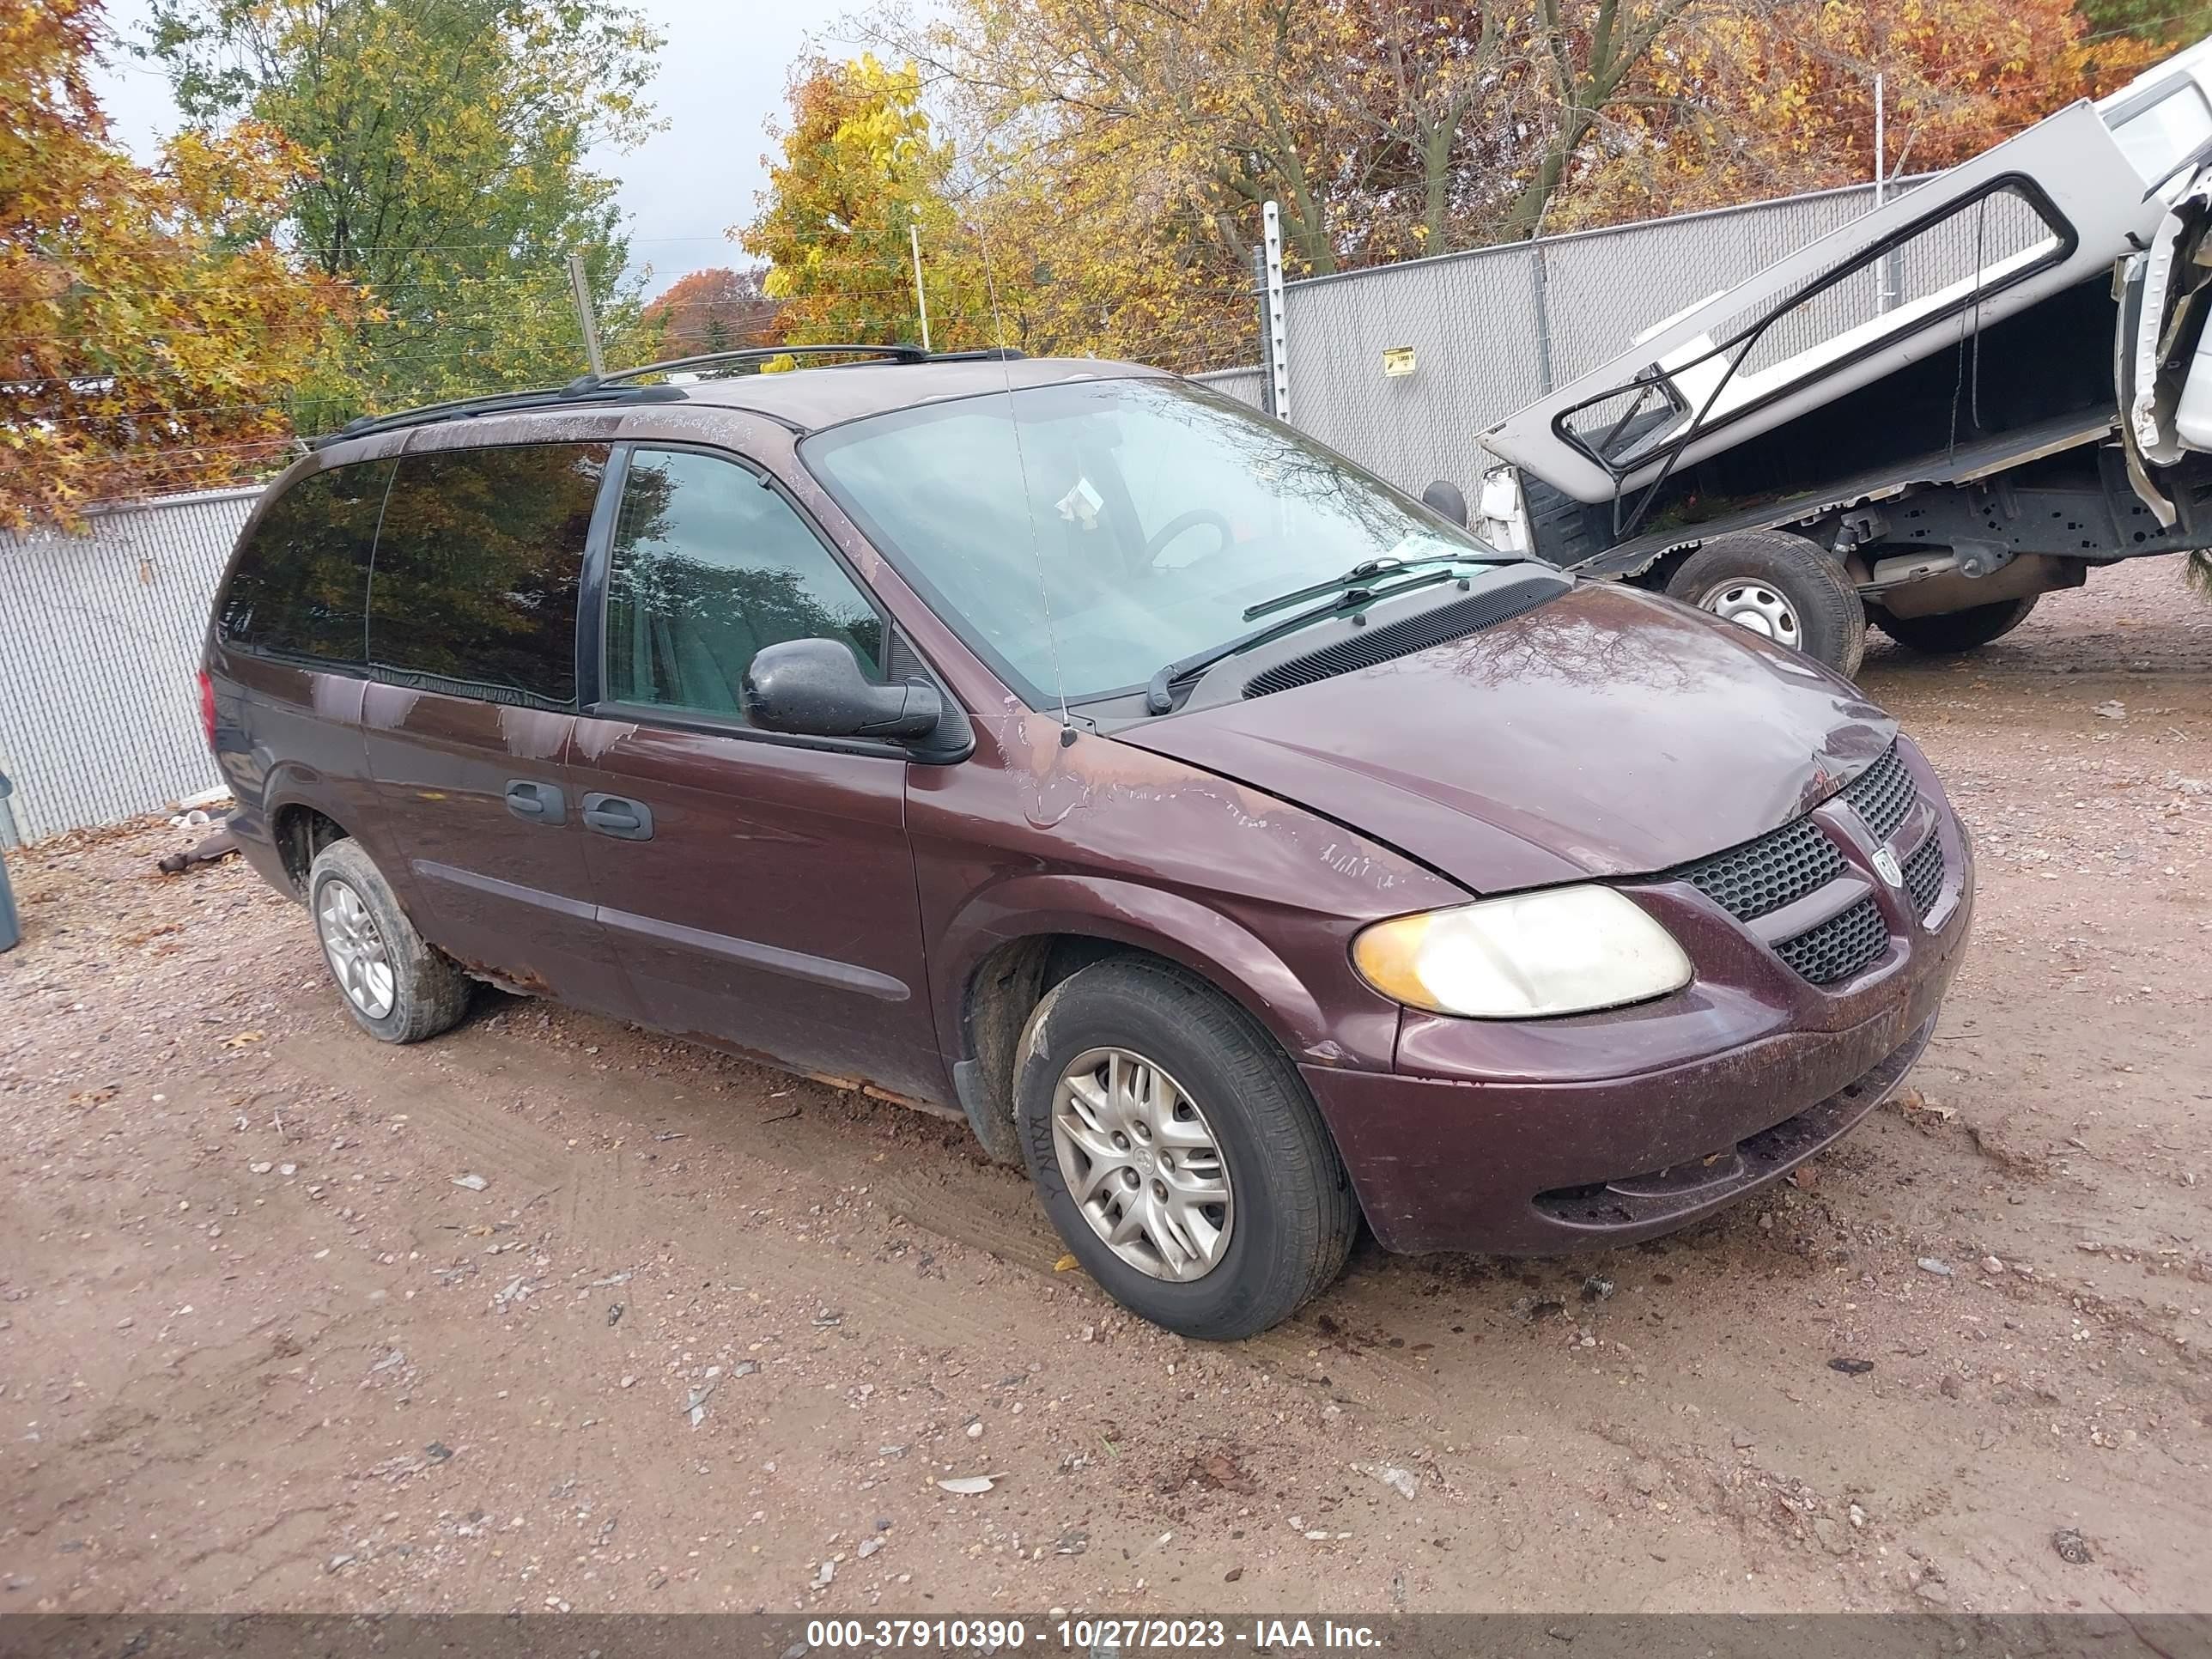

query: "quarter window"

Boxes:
[366, 443, 606, 708]
[605, 448, 883, 720]
[217, 459, 392, 664]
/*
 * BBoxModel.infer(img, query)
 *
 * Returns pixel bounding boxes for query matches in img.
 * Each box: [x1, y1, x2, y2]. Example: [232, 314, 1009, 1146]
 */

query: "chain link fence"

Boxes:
[0, 487, 254, 846]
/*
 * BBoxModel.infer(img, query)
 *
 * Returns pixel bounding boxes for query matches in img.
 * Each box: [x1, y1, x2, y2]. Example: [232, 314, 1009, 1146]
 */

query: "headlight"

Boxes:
[1352, 885, 1692, 1018]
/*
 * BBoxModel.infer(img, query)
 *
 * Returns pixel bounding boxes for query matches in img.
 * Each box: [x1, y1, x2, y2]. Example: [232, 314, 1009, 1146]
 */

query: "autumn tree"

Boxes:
[1557, 0, 2166, 227]
[1, 0, 348, 526]
[640, 267, 782, 356]
[742, 54, 995, 350]
[149, 0, 663, 419]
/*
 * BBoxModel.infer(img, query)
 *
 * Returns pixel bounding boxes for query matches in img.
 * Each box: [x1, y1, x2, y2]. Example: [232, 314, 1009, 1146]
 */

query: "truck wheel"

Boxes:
[1664, 531, 1867, 678]
[307, 840, 472, 1043]
[1874, 595, 2039, 655]
[1014, 957, 1358, 1340]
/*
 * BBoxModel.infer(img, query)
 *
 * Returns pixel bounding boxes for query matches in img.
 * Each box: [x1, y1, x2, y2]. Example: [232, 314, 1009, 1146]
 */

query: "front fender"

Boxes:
[932, 872, 1398, 1074]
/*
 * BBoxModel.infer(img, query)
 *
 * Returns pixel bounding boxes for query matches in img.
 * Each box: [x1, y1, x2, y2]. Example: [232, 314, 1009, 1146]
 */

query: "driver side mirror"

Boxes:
[1421, 478, 1469, 527]
[742, 638, 944, 743]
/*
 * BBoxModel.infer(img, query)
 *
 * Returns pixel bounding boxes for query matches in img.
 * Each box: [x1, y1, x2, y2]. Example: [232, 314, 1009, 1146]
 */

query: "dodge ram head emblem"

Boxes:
[1871, 848, 1905, 887]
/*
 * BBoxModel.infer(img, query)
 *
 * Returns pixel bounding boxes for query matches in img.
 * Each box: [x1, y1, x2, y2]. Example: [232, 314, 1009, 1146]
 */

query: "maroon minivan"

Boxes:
[202, 349, 1972, 1339]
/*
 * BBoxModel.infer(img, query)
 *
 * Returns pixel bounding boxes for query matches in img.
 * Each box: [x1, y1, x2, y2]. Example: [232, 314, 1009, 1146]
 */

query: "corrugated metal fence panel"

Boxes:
[1279, 181, 1913, 495]
[1188, 365, 1267, 408]
[1285, 246, 1548, 498]
[0, 486, 256, 845]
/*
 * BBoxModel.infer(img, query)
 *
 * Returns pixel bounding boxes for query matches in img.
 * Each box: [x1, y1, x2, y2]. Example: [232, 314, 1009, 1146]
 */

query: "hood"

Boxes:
[1114, 581, 1896, 896]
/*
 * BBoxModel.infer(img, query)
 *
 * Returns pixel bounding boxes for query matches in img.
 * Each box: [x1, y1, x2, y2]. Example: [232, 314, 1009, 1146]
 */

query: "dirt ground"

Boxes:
[2, 556, 2208, 1619]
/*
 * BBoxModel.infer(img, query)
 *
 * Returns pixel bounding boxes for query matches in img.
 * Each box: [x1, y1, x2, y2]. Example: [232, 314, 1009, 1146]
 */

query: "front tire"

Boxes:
[1014, 957, 1357, 1340]
[1665, 530, 1867, 678]
[307, 839, 471, 1043]
[1873, 594, 2039, 654]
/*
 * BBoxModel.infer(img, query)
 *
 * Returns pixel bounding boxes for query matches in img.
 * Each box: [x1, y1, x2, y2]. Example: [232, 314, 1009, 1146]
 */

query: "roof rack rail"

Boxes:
[310, 342, 1029, 449]
[570, 342, 933, 391]
[312, 381, 685, 448]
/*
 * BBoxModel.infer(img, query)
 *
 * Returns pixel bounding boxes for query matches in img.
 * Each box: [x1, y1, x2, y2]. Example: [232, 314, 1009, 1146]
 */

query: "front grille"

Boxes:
[1902, 833, 1944, 918]
[1672, 817, 1844, 922]
[1840, 745, 1914, 842]
[1662, 738, 1924, 988]
[1241, 573, 1568, 699]
[1774, 896, 1888, 984]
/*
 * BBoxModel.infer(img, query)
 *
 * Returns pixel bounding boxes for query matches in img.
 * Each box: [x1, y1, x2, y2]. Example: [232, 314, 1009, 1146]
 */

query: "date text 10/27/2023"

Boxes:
[804, 1619, 1387, 1650]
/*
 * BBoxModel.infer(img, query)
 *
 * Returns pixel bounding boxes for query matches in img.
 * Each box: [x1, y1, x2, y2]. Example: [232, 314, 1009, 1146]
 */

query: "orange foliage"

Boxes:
[639, 267, 781, 356]
[1558, 0, 2171, 228]
[1, 0, 349, 526]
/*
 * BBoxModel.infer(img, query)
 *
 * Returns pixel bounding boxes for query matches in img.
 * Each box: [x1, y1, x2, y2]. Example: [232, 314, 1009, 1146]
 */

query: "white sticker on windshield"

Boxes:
[1055, 476, 1105, 531]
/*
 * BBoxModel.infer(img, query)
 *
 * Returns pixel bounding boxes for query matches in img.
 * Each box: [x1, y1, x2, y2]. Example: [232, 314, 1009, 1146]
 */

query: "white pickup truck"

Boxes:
[1475, 38, 2212, 675]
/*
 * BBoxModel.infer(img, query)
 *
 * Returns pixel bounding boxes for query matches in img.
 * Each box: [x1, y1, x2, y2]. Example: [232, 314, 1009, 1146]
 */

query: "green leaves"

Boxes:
[150, 0, 665, 422]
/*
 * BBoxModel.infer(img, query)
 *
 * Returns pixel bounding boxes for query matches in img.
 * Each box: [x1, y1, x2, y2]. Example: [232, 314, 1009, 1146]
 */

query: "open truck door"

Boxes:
[1479, 39, 2212, 676]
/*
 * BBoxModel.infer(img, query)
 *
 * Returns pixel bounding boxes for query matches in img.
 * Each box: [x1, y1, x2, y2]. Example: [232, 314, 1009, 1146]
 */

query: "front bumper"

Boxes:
[1305, 746, 1973, 1255]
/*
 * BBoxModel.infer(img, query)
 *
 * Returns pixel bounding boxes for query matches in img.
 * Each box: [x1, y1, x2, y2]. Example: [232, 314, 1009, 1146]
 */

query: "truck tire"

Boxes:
[1664, 531, 1867, 678]
[1873, 595, 2039, 655]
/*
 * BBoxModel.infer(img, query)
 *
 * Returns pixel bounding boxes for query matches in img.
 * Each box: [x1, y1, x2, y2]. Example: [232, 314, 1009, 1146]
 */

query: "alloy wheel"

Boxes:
[317, 878, 396, 1019]
[1050, 1046, 1234, 1281]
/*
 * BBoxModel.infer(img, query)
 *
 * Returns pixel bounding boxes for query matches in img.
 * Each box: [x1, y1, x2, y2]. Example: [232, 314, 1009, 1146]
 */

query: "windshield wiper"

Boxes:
[1241, 552, 1501, 623]
[1146, 568, 1461, 714]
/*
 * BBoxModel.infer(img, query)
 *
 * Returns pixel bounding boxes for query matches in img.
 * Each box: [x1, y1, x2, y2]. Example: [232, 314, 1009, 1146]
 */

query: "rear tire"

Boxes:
[307, 839, 471, 1044]
[1873, 594, 2039, 654]
[1665, 530, 1867, 678]
[1014, 957, 1357, 1340]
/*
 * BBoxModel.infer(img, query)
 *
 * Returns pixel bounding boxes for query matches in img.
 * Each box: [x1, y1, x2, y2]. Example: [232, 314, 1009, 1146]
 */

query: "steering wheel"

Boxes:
[1142, 508, 1234, 567]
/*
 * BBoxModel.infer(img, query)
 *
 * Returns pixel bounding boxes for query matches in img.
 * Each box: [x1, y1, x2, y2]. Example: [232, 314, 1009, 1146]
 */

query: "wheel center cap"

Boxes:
[1132, 1145, 1157, 1174]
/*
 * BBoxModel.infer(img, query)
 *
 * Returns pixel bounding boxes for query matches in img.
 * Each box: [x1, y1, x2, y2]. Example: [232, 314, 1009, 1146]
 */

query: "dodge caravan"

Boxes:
[202, 349, 1972, 1339]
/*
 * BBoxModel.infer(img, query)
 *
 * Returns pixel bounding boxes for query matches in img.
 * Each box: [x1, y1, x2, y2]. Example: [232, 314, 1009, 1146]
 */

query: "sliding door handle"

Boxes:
[581, 792, 654, 841]
[504, 779, 565, 825]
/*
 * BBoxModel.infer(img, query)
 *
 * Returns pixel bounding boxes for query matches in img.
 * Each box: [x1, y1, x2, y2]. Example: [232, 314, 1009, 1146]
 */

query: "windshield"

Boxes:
[800, 376, 1506, 706]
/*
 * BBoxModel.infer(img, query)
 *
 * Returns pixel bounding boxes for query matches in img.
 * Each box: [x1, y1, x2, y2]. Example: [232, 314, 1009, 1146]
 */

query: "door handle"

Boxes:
[504, 779, 565, 825]
[581, 792, 654, 841]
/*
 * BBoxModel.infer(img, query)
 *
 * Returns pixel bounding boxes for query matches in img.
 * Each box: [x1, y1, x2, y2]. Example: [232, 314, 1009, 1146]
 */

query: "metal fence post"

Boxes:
[1531, 242, 1557, 397]
[0, 772, 19, 951]
[1251, 246, 1278, 417]
[1262, 201, 1291, 424]
[567, 251, 606, 379]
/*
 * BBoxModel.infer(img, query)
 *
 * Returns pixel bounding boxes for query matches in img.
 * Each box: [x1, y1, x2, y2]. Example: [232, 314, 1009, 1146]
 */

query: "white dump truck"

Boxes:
[1475, 38, 2212, 675]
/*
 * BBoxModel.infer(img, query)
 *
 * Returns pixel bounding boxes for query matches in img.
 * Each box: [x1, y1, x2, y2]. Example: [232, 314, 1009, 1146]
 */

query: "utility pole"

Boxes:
[1263, 201, 1290, 425]
[567, 251, 606, 378]
[908, 221, 933, 353]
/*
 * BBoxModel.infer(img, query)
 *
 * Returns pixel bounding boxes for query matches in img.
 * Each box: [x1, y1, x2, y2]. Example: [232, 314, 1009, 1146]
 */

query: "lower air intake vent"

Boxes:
[1242, 573, 1569, 700]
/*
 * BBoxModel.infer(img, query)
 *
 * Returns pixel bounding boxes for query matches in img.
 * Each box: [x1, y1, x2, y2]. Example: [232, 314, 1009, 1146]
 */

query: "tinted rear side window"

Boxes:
[217, 459, 392, 664]
[367, 443, 607, 708]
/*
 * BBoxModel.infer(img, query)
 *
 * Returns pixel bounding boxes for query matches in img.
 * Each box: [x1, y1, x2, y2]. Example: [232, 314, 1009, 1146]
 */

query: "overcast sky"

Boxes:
[88, 0, 855, 299]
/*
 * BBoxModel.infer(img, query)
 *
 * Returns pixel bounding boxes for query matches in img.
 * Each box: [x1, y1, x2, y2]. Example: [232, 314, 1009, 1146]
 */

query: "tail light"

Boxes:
[198, 671, 216, 749]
